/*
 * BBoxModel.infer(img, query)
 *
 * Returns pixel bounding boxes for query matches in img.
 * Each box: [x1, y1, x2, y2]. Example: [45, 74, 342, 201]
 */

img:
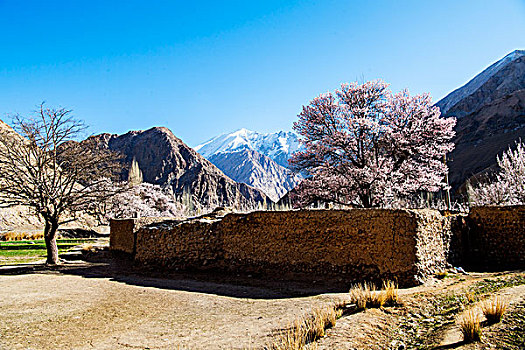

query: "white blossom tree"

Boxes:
[290, 80, 456, 208]
[468, 142, 525, 206]
[103, 182, 184, 219]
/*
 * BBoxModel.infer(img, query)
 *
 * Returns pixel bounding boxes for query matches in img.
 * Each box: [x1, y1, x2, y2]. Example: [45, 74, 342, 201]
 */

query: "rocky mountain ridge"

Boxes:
[91, 127, 271, 212]
[195, 128, 303, 200]
[437, 50, 525, 190]
[208, 149, 300, 202]
[195, 128, 302, 168]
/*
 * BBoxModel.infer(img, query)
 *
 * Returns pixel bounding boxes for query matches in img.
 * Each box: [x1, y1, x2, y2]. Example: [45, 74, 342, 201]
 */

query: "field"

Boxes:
[0, 238, 97, 265]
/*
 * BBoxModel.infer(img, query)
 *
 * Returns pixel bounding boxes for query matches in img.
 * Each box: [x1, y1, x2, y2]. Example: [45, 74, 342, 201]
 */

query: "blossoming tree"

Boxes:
[290, 80, 456, 208]
[468, 142, 525, 206]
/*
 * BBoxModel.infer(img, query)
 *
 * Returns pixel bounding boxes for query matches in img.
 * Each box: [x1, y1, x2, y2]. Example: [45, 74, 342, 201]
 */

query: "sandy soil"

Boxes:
[0, 261, 339, 350]
[1, 250, 523, 350]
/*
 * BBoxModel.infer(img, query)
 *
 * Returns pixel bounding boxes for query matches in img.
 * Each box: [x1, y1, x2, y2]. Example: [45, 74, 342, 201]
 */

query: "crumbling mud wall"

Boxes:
[110, 217, 172, 255]
[117, 209, 453, 287]
[217, 209, 450, 286]
[466, 206, 525, 269]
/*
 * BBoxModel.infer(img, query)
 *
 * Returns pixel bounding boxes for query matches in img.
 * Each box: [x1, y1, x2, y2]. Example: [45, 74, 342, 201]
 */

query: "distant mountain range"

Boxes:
[436, 49, 525, 190]
[90, 127, 270, 212]
[2, 50, 524, 221]
[194, 129, 303, 201]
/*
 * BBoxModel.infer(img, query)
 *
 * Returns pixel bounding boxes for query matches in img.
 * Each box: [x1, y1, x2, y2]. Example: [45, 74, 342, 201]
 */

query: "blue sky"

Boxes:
[0, 0, 524, 146]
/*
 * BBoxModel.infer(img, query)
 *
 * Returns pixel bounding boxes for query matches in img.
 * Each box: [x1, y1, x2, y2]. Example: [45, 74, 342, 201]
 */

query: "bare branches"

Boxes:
[0, 104, 124, 222]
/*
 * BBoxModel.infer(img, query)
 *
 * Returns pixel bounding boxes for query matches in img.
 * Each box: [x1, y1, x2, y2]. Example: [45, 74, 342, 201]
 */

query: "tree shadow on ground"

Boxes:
[0, 251, 351, 299]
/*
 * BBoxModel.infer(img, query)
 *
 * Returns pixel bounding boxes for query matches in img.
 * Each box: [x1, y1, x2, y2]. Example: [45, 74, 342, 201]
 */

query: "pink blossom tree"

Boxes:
[290, 80, 456, 208]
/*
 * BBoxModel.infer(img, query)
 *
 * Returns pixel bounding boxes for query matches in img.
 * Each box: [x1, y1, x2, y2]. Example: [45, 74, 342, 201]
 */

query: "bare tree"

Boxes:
[0, 104, 123, 264]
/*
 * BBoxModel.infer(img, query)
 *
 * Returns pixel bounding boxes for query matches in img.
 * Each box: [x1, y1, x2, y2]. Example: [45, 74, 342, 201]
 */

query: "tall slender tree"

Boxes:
[0, 104, 123, 264]
[290, 81, 456, 208]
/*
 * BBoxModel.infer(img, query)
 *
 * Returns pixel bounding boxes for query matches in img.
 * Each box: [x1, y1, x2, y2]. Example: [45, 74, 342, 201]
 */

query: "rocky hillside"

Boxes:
[437, 50, 525, 117]
[437, 50, 525, 189]
[195, 128, 303, 200]
[208, 149, 300, 202]
[91, 127, 271, 212]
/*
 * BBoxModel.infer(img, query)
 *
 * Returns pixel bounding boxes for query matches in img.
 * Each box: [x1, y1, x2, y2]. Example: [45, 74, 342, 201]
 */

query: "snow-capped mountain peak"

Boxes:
[195, 129, 302, 169]
[194, 129, 304, 201]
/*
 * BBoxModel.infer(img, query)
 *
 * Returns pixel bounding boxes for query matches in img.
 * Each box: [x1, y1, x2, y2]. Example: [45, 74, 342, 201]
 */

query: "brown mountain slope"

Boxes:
[436, 50, 525, 190]
[90, 127, 271, 212]
[448, 89, 525, 188]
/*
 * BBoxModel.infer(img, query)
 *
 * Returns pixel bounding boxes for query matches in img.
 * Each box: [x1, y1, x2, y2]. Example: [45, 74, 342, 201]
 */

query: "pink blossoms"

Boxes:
[290, 80, 456, 208]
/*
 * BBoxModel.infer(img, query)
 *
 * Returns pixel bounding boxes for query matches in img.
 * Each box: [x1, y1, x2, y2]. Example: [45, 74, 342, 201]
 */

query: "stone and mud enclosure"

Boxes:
[111, 206, 525, 287]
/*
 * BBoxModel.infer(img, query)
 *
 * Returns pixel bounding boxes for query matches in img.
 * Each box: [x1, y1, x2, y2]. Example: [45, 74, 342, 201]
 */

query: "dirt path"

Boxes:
[1, 252, 523, 350]
[0, 266, 339, 350]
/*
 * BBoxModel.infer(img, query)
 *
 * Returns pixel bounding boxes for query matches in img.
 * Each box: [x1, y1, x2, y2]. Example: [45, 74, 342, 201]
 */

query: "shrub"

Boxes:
[481, 295, 508, 324]
[1, 231, 44, 241]
[459, 309, 482, 342]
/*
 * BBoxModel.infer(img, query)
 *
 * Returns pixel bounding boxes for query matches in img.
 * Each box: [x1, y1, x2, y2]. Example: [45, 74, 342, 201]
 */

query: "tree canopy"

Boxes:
[0, 105, 123, 264]
[290, 81, 456, 208]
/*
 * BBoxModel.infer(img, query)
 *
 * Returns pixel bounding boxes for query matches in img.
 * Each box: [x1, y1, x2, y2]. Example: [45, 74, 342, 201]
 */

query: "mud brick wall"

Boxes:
[466, 206, 525, 269]
[135, 219, 222, 268]
[218, 210, 450, 286]
[110, 217, 171, 254]
[130, 209, 452, 286]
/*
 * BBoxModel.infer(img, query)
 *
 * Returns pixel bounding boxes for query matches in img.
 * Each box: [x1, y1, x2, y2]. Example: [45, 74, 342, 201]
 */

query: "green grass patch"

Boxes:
[392, 274, 525, 349]
[0, 238, 97, 265]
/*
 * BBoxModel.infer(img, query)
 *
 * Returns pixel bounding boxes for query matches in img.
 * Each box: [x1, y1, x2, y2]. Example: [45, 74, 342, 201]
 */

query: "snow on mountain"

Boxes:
[194, 128, 303, 169]
[194, 129, 304, 201]
[208, 149, 301, 202]
[437, 49, 525, 116]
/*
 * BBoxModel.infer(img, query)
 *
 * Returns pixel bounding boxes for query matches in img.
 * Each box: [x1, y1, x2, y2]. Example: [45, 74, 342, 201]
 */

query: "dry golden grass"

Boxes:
[270, 317, 307, 350]
[349, 282, 371, 309]
[383, 280, 399, 306]
[459, 309, 482, 342]
[269, 304, 343, 350]
[465, 291, 478, 304]
[348, 280, 399, 310]
[306, 310, 326, 341]
[1, 231, 44, 241]
[481, 295, 508, 324]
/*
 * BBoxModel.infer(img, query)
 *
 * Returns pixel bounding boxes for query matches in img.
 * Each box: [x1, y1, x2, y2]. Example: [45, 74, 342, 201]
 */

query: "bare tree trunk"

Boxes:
[44, 219, 60, 265]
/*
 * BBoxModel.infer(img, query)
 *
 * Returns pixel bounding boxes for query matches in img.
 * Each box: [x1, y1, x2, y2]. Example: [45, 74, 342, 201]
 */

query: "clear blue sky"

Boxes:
[0, 0, 524, 146]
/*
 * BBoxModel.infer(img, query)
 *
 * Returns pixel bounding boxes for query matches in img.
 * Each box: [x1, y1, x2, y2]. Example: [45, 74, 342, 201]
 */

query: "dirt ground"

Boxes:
[0, 258, 340, 350]
[1, 250, 524, 350]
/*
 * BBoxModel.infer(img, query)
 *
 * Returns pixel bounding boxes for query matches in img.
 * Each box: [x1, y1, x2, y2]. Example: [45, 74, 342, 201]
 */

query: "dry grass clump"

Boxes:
[269, 304, 342, 350]
[459, 309, 482, 342]
[270, 317, 307, 350]
[348, 280, 399, 310]
[1, 231, 44, 241]
[383, 280, 399, 305]
[481, 295, 508, 324]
